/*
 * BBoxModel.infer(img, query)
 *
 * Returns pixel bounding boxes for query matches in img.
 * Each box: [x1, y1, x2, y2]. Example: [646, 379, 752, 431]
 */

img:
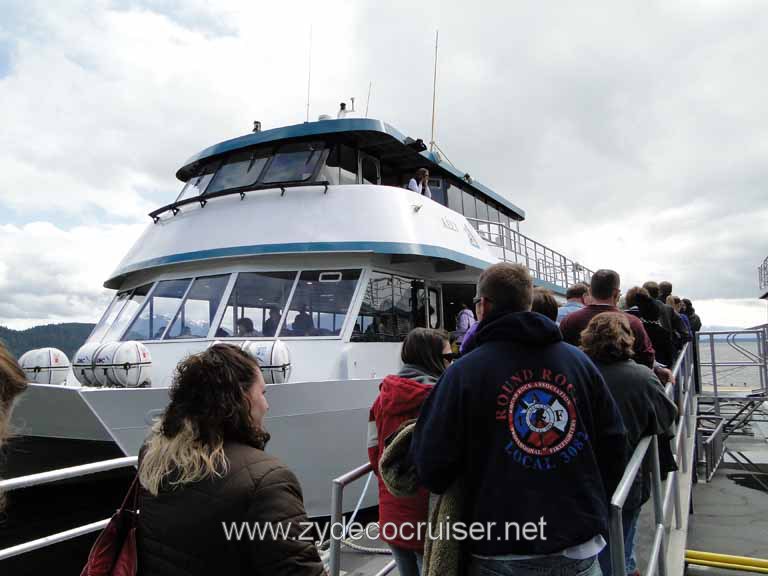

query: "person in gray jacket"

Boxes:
[580, 313, 678, 576]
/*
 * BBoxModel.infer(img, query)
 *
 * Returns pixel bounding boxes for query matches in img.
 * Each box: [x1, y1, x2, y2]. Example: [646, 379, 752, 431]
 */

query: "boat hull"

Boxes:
[8, 377, 382, 517]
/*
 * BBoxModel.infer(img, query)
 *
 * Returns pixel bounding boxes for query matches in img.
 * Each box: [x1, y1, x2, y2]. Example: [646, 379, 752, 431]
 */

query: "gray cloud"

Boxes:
[0, 0, 766, 327]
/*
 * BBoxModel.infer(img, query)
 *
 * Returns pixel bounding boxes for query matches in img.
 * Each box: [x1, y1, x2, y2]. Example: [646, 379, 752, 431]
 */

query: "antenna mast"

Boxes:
[365, 81, 373, 117]
[430, 29, 439, 152]
[305, 25, 313, 122]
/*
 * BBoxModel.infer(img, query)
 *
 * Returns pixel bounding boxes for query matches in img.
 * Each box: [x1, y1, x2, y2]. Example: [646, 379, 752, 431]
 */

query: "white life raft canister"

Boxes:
[241, 339, 291, 384]
[18, 347, 70, 385]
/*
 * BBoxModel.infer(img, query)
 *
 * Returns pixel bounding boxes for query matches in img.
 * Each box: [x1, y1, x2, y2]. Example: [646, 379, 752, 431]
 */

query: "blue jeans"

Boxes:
[389, 545, 423, 576]
[470, 555, 601, 576]
[598, 507, 641, 575]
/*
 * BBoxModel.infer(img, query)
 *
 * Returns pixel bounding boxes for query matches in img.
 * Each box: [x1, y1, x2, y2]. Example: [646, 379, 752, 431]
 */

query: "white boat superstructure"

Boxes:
[10, 116, 593, 516]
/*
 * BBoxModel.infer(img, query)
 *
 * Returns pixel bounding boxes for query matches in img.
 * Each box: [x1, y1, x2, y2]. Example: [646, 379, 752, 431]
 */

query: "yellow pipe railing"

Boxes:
[686, 550, 768, 573]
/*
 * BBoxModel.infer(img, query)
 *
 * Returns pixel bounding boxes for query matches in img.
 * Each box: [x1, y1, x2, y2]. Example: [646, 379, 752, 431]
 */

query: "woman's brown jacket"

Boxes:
[137, 442, 325, 576]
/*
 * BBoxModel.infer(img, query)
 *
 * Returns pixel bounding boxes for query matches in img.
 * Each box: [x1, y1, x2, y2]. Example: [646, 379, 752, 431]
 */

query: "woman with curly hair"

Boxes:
[581, 313, 677, 576]
[0, 343, 28, 511]
[137, 344, 324, 575]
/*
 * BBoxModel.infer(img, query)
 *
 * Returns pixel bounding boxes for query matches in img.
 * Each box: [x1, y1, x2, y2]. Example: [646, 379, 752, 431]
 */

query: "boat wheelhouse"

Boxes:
[11, 116, 593, 516]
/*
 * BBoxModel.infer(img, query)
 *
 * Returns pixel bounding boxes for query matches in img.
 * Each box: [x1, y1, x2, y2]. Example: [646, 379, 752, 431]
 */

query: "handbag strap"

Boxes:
[119, 475, 141, 513]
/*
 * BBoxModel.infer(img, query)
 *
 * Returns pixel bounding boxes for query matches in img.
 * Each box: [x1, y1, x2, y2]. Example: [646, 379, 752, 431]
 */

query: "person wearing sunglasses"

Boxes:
[367, 327, 451, 576]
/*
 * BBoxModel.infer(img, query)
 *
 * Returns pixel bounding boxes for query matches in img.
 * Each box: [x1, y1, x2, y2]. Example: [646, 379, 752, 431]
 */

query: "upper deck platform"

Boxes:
[173, 117, 526, 221]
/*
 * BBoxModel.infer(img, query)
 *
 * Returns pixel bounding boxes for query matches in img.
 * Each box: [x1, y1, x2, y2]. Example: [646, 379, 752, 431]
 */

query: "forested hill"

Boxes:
[0, 323, 96, 360]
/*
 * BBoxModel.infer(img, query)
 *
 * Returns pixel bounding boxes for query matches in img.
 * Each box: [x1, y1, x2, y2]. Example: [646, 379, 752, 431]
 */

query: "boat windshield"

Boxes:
[89, 269, 364, 342]
[175, 141, 326, 202]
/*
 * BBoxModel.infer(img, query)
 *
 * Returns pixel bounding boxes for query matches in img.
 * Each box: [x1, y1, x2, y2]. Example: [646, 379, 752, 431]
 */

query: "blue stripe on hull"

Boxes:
[106, 241, 494, 286]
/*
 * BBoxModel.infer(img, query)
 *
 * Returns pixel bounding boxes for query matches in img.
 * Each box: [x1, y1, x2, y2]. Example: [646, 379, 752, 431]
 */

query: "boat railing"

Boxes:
[149, 180, 331, 222]
[327, 343, 697, 576]
[465, 216, 594, 289]
[609, 342, 696, 576]
[696, 327, 768, 424]
[328, 463, 394, 576]
[0, 456, 138, 561]
[759, 256, 768, 292]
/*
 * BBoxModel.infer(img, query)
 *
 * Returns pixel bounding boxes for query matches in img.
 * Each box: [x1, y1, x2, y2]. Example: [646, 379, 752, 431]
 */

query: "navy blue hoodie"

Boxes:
[411, 311, 627, 556]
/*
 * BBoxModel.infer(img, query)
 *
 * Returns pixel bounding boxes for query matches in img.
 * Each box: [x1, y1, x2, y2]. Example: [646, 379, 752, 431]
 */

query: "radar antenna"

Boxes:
[365, 81, 373, 117]
[430, 29, 439, 152]
[305, 25, 313, 122]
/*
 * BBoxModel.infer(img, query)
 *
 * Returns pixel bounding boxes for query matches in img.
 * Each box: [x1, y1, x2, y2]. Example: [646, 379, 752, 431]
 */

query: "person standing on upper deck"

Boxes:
[407, 168, 432, 199]
[560, 270, 656, 369]
[411, 263, 626, 575]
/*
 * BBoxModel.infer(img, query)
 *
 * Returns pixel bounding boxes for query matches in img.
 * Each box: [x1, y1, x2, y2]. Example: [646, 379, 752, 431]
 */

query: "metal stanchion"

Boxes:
[650, 436, 668, 576]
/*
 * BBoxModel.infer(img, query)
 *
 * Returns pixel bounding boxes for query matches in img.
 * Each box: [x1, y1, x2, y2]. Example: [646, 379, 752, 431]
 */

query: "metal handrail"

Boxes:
[0, 519, 110, 561]
[465, 216, 594, 288]
[697, 328, 768, 416]
[608, 342, 695, 576]
[149, 180, 331, 222]
[329, 462, 396, 576]
[0, 456, 137, 492]
[0, 456, 138, 561]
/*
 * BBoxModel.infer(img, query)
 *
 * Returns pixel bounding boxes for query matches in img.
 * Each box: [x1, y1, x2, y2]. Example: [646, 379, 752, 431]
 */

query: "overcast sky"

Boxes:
[1, 0, 766, 330]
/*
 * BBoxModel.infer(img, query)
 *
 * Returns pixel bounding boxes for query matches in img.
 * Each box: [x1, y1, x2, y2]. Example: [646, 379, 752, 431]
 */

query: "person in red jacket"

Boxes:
[367, 327, 453, 576]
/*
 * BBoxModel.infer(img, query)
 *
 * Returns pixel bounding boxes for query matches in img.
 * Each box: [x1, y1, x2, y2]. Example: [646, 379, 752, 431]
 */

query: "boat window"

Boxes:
[351, 272, 425, 342]
[280, 269, 361, 337]
[177, 161, 218, 202]
[361, 155, 380, 185]
[102, 283, 153, 342]
[429, 178, 446, 205]
[87, 291, 132, 343]
[205, 149, 270, 195]
[461, 189, 477, 219]
[476, 197, 489, 222]
[500, 213, 513, 249]
[447, 184, 463, 213]
[488, 204, 500, 224]
[165, 275, 229, 339]
[323, 144, 357, 185]
[261, 141, 324, 184]
[487, 204, 501, 245]
[475, 197, 490, 238]
[122, 279, 192, 341]
[218, 271, 297, 338]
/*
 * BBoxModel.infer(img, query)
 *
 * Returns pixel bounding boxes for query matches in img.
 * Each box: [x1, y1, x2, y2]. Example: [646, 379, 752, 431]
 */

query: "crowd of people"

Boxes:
[370, 265, 699, 576]
[0, 263, 702, 576]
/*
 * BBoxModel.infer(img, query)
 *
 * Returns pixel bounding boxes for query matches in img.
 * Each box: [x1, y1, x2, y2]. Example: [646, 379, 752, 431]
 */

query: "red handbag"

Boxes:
[81, 475, 140, 576]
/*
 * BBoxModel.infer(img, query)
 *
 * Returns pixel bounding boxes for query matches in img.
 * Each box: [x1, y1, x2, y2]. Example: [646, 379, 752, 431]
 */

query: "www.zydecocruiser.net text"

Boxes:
[222, 517, 548, 543]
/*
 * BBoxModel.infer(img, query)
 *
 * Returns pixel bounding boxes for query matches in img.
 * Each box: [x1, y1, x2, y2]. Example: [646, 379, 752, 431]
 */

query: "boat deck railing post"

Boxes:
[328, 462, 374, 576]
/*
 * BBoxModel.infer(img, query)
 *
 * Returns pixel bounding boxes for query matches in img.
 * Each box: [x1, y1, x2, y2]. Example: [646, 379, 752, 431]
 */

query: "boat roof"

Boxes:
[176, 118, 526, 221]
